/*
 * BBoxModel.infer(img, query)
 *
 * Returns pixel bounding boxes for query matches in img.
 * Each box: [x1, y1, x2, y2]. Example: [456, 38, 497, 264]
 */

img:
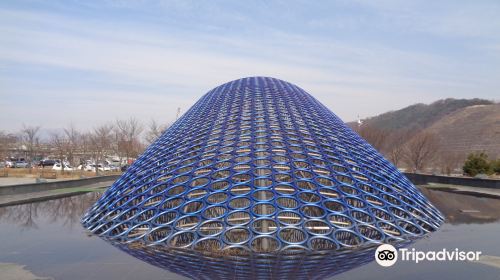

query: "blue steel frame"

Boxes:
[110, 242, 397, 280]
[82, 77, 443, 277]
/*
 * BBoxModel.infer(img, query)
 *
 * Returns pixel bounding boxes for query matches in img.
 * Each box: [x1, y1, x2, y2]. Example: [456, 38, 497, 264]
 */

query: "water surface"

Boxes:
[0, 188, 499, 279]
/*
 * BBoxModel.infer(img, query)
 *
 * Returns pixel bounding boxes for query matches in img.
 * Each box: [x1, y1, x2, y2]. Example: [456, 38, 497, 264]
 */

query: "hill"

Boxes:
[426, 103, 500, 158]
[359, 98, 494, 131]
[352, 98, 500, 160]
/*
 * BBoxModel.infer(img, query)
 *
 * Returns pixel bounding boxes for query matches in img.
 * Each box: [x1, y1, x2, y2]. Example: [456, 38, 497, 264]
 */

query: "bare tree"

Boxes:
[145, 119, 169, 145]
[403, 132, 440, 173]
[80, 132, 93, 161]
[437, 150, 465, 175]
[21, 124, 41, 163]
[50, 132, 68, 172]
[388, 144, 405, 168]
[385, 130, 413, 167]
[111, 127, 123, 167]
[90, 124, 113, 176]
[355, 125, 389, 152]
[116, 117, 144, 164]
[0, 131, 17, 161]
[63, 124, 80, 167]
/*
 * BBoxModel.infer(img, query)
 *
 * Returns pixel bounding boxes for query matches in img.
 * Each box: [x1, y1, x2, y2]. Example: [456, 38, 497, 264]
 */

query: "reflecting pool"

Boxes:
[0, 188, 499, 279]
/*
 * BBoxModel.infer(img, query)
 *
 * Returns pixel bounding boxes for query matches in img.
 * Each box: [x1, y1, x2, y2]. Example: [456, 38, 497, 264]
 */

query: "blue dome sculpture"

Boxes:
[82, 77, 443, 279]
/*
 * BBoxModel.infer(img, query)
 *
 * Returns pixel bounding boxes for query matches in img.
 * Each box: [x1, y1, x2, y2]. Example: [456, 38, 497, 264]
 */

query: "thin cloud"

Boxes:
[0, 2, 499, 133]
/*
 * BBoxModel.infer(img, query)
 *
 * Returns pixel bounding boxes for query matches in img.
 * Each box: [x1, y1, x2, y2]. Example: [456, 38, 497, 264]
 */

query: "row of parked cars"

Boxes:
[1, 160, 31, 168]
[37, 159, 75, 171]
[77, 163, 123, 172]
[42, 160, 127, 172]
[1, 159, 128, 172]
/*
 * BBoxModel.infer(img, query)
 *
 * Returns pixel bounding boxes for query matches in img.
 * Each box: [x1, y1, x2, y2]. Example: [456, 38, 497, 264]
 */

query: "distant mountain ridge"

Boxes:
[352, 98, 500, 158]
[360, 98, 494, 131]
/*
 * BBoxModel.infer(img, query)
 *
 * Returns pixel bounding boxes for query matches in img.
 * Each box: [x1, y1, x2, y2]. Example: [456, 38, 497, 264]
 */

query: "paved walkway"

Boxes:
[423, 183, 500, 198]
[0, 177, 70, 187]
[476, 255, 500, 269]
[0, 181, 112, 207]
[0, 262, 51, 280]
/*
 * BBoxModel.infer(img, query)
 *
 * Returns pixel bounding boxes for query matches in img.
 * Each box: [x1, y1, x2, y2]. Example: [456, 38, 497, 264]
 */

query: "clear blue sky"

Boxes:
[1, 0, 499, 133]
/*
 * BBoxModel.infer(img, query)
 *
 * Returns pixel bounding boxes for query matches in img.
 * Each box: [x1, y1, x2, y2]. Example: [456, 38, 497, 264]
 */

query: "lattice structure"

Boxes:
[112, 242, 389, 280]
[82, 77, 443, 278]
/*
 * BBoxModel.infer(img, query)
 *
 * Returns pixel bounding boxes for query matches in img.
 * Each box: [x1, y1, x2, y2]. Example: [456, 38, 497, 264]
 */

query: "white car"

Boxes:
[52, 163, 73, 171]
[80, 165, 98, 172]
[80, 164, 108, 172]
[77, 164, 91, 171]
[109, 165, 120, 171]
[101, 164, 111, 172]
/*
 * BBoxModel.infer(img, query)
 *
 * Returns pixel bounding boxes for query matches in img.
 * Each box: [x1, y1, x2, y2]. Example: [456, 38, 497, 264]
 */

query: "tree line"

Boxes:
[354, 125, 467, 175]
[462, 153, 500, 177]
[2, 118, 497, 177]
[0, 118, 170, 171]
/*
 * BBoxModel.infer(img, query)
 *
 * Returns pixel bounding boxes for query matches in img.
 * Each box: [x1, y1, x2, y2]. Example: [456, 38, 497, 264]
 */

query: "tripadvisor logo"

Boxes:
[375, 244, 398, 267]
[374, 244, 482, 267]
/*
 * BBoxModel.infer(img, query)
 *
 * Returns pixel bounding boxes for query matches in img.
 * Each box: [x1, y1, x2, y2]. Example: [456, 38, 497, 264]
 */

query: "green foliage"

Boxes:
[492, 159, 500, 174]
[462, 152, 493, 177]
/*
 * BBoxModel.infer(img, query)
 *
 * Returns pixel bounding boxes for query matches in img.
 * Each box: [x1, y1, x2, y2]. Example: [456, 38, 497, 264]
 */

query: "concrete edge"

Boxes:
[404, 173, 500, 189]
[0, 175, 120, 196]
[0, 190, 95, 208]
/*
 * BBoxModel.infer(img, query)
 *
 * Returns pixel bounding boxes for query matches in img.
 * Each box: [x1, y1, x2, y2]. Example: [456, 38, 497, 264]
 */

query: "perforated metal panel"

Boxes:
[82, 77, 443, 278]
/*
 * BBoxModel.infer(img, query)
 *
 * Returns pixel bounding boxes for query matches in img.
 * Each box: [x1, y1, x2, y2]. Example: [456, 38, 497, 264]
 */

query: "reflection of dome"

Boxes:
[111, 242, 390, 280]
[82, 77, 443, 278]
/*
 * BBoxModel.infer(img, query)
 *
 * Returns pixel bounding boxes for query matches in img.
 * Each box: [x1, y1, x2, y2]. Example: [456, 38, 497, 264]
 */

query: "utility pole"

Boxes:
[176, 107, 181, 121]
[357, 114, 363, 128]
